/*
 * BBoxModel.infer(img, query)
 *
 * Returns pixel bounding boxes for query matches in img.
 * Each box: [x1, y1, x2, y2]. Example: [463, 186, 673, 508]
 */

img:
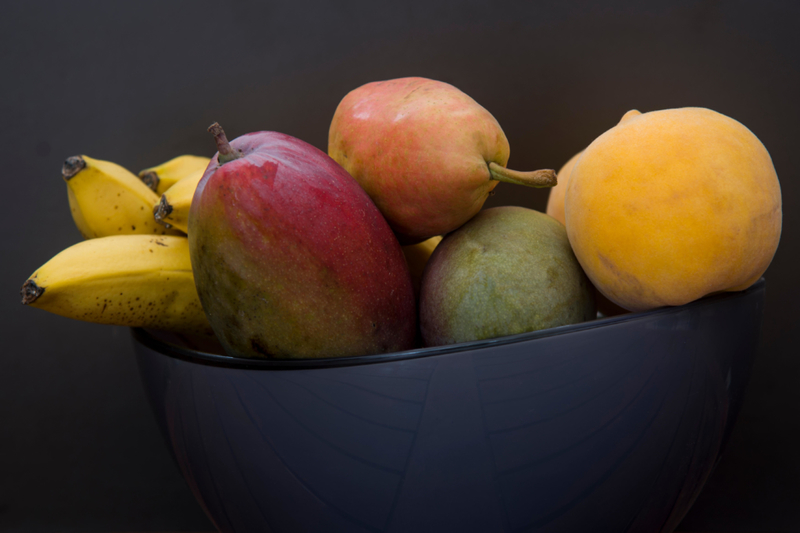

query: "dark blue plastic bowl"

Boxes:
[132, 278, 765, 533]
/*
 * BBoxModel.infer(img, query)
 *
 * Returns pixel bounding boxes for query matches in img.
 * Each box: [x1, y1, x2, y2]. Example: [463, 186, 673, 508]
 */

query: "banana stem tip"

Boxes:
[153, 195, 174, 228]
[21, 279, 44, 305]
[139, 171, 160, 192]
[62, 156, 86, 181]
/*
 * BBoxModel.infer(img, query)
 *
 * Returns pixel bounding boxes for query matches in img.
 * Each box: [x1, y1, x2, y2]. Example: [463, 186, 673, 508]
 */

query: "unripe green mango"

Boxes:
[419, 206, 595, 347]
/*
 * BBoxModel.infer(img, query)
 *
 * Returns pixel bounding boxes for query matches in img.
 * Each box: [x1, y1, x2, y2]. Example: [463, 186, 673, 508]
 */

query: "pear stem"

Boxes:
[208, 122, 241, 164]
[488, 162, 557, 188]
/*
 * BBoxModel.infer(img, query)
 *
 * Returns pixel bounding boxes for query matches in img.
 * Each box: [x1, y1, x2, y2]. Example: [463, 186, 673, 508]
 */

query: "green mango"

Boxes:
[420, 206, 595, 346]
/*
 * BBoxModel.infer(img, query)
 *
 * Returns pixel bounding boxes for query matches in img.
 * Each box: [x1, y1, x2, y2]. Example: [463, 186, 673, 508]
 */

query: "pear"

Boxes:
[189, 123, 417, 359]
[329, 77, 556, 244]
[419, 206, 595, 347]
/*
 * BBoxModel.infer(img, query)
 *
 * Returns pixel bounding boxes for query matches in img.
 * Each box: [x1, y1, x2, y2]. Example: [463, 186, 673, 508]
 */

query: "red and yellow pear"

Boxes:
[329, 77, 556, 244]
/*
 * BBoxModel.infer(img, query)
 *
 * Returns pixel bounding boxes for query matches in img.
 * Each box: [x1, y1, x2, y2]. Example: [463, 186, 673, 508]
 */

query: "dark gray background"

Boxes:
[2, 0, 798, 531]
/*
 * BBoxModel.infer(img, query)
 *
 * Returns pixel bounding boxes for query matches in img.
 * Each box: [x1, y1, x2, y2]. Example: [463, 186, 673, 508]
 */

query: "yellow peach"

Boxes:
[546, 110, 642, 226]
[545, 151, 581, 226]
[565, 107, 781, 312]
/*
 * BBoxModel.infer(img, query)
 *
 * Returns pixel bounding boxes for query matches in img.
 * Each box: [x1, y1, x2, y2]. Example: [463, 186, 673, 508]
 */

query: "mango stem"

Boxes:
[208, 122, 241, 164]
[488, 162, 557, 188]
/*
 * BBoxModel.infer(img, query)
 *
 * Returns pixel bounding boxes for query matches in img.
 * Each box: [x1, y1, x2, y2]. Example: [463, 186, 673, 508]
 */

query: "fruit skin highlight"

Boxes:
[565, 107, 782, 312]
[419, 206, 595, 347]
[189, 123, 417, 359]
[329, 77, 555, 244]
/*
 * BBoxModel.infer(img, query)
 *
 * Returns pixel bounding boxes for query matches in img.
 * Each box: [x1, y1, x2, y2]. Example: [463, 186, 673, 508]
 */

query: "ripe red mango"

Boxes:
[189, 124, 417, 359]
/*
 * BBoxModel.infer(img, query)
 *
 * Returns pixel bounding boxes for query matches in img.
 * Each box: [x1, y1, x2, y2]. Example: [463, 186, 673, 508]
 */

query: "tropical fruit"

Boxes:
[21, 234, 211, 336]
[189, 123, 417, 359]
[420, 206, 595, 346]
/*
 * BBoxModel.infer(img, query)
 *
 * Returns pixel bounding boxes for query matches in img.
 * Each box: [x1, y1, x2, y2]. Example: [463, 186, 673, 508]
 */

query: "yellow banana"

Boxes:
[64, 155, 182, 239]
[138, 155, 211, 195]
[153, 167, 207, 234]
[21, 235, 213, 336]
[402, 235, 443, 297]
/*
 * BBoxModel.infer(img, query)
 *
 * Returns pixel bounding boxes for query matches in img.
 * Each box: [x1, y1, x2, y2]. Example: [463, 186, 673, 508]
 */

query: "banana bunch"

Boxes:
[152, 168, 206, 234]
[22, 152, 214, 336]
[139, 154, 211, 196]
[64, 155, 184, 239]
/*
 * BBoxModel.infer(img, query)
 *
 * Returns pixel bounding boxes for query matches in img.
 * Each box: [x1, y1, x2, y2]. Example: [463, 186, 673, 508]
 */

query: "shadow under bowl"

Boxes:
[132, 278, 766, 533]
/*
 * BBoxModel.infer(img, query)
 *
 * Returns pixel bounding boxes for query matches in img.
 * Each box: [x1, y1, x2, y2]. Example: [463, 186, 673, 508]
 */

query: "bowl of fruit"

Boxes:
[21, 77, 780, 532]
[132, 275, 765, 533]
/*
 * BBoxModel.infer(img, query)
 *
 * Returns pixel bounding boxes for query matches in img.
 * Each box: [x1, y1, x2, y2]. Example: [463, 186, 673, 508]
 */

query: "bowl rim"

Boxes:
[132, 278, 765, 371]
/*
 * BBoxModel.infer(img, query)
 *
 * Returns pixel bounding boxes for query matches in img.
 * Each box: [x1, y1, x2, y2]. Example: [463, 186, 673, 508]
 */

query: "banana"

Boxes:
[21, 234, 213, 336]
[402, 235, 443, 297]
[64, 155, 183, 239]
[153, 166, 207, 234]
[138, 155, 211, 195]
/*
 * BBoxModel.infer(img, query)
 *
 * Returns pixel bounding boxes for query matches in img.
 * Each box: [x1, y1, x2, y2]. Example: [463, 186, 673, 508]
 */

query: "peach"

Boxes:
[565, 107, 781, 312]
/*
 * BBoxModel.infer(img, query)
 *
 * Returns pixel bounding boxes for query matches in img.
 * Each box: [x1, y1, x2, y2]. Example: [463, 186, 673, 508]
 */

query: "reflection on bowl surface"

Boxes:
[133, 279, 765, 533]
